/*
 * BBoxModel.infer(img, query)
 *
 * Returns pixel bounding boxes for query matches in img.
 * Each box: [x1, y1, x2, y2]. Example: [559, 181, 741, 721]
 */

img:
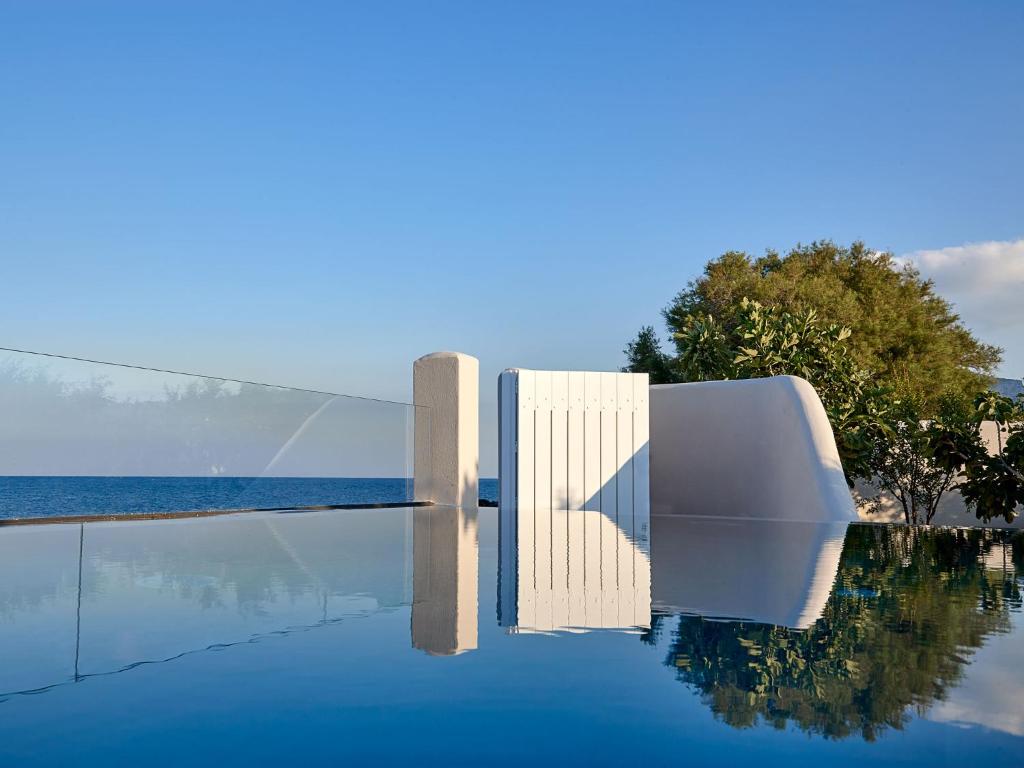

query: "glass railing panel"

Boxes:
[0, 349, 427, 519]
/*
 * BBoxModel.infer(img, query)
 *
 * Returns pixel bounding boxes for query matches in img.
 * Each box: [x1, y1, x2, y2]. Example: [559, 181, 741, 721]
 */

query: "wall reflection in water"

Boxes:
[411, 506, 478, 655]
[651, 517, 849, 629]
[500, 504, 651, 633]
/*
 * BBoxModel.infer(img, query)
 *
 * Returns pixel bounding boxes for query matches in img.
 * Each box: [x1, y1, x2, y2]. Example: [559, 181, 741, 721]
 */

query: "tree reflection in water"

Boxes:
[648, 525, 1023, 741]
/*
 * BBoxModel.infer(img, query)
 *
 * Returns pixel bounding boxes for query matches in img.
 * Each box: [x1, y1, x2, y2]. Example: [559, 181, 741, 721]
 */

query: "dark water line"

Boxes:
[0, 500, 435, 527]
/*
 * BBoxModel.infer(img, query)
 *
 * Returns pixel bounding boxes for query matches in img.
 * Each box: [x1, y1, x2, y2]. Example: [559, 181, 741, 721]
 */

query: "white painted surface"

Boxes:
[499, 369, 650, 518]
[649, 375, 856, 522]
[413, 352, 479, 507]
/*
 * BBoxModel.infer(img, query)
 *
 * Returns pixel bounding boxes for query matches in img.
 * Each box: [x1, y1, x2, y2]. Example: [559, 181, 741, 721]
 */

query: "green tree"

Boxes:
[621, 326, 675, 384]
[645, 241, 1000, 407]
[958, 393, 1024, 524]
[643, 297, 890, 481]
[866, 392, 981, 525]
[863, 391, 1024, 526]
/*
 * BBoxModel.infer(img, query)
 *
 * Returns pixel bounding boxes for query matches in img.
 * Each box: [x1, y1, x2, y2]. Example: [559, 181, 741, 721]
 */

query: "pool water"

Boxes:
[0, 507, 1020, 766]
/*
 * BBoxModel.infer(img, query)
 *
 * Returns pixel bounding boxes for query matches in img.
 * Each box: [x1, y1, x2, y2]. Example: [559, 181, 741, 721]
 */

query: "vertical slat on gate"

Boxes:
[615, 373, 635, 626]
[632, 373, 651, 549]
[567, 372, 585, 512]
[599, 371, 618, 519]
[631, 372, 651, 629]
[582, 371, 602, 625]
[516, 370, 535, 629]
[566, 372, 586, 628]
[550, 372, 569, 626]
[533, 370, 553, 631]
[615, 373, 635, 536]
[599, 372, 619, 627]
[516, 370, 535, 514]
[582, 372, 601, 512]
[551, 372, 569, 512]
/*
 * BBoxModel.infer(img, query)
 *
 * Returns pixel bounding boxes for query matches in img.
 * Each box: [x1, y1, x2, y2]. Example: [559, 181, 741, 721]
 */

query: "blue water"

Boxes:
[0, 507, 1020, 766]
[0, 476, 500, 519]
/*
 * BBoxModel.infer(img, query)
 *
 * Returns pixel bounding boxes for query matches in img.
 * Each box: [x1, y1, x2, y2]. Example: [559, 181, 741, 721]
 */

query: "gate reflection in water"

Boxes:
[500, 504, 652, 634]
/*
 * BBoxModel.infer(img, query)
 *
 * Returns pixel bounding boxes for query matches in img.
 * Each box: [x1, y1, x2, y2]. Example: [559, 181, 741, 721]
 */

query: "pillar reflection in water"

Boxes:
[500, 504, 651, 634]
[411, 506, 479, 655]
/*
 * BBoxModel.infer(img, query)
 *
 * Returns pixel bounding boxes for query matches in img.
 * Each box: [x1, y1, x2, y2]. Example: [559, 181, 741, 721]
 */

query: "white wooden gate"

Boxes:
[498, 369, 650, 632]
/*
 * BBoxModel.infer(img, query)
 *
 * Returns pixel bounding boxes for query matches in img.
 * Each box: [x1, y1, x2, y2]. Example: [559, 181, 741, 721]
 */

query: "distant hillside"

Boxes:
[993, 377, 1024, 399]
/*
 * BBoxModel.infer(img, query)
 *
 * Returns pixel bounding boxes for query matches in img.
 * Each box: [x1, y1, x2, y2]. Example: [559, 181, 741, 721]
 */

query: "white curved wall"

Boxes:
[649, 375, 856, 522]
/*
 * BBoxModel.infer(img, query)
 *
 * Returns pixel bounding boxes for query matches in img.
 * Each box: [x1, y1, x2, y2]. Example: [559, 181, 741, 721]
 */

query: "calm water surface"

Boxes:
[0, 507, 1020, 766]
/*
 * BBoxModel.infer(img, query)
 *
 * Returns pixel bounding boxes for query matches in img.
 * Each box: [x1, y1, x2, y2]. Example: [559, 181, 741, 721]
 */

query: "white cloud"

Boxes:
[928, 611, 1024, 737]
[899, 239, 1024, 378]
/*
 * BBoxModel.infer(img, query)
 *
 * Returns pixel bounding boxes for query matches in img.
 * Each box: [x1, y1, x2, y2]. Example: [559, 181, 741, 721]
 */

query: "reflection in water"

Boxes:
[412, 506, 479, 655]
[500, 504, 651, 633]
[651, 517, 849, 628]
[648, 525, 1023, 741]
[0, 504, 485, 700]
[2, 504, 1023, 757]
[0, 509, 415, 698]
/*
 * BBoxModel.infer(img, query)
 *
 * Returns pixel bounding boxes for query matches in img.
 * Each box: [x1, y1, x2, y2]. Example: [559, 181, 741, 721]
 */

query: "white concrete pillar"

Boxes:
[414, 351, 479, 507]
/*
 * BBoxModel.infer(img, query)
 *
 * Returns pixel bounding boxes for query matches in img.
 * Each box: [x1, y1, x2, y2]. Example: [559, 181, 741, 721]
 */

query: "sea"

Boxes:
[0, 476, 500, 520]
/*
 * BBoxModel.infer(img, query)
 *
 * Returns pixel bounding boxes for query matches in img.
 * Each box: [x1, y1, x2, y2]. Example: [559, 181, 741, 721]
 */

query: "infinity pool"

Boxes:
[0, 507, 1020, 766]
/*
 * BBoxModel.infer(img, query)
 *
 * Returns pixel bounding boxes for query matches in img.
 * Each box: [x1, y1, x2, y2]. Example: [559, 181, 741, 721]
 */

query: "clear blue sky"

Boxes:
[2, 1, 1022, 474]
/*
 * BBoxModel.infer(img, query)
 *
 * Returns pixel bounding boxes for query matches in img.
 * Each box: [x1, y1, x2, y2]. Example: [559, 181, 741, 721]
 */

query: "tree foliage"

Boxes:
[621, 326, 675, 384]
[866, 392, 974, 525]
[622, 240, 1014, 515]
[654, 241, 1000, 406]
[957, 393, 1024, 524]
[627, 296, 890, 481]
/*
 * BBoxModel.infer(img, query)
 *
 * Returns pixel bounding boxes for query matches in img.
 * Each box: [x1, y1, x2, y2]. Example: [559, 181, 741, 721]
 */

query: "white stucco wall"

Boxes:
[649, 375, 856, 522]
